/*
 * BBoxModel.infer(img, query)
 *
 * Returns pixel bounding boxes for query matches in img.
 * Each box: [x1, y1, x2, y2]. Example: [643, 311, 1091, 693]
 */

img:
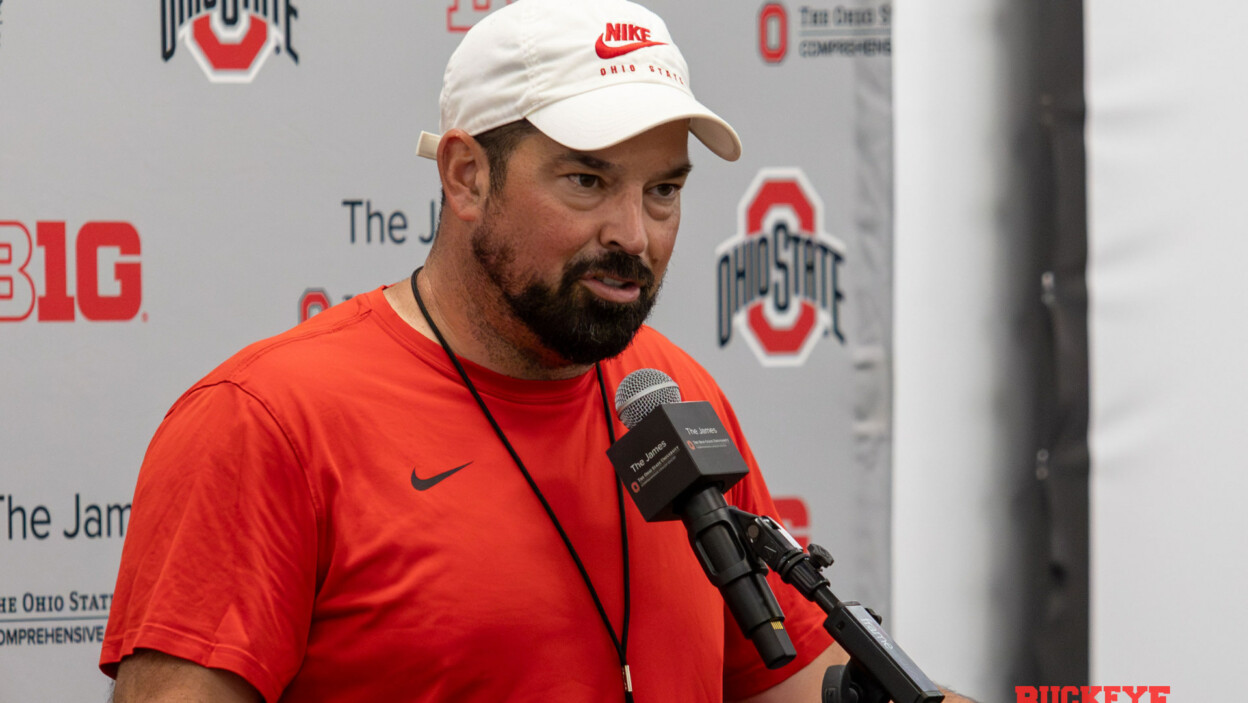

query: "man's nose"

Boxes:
[601, 193, 648, 256]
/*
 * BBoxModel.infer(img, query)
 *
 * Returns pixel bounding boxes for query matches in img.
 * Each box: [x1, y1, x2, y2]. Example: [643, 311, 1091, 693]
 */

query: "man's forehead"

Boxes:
[525, 123, 693, 175]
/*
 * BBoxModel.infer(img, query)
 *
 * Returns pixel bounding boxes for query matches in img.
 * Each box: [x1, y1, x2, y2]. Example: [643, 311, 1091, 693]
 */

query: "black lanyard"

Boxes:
[410, 267, 634, 701]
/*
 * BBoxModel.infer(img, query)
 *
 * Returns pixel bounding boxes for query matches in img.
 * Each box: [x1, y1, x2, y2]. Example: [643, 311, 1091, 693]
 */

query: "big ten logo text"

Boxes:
[447, 0, 514, 32]
[342, 199, 438, 246]
[715, 168, 846, 367]
[161, 0, 299, 83]
[0, 221, 143, 323]
[773, 496, 810, 549]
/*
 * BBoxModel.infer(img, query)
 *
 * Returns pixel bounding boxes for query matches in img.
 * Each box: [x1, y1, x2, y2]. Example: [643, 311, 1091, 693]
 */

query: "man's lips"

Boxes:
[580, 273, 643, 303]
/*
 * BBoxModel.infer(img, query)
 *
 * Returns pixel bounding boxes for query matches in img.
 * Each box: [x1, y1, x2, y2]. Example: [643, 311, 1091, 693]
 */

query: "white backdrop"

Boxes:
[1086, 0, 1248, 697]
[0, 1, 895, 700]
[893, 0, 1045, 699]
[896, 0, 1248, 701]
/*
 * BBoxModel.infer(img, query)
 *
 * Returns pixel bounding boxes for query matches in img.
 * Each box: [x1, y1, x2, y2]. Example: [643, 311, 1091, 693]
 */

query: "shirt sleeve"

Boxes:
[100, 381, 320, 703]
[716, 395, 837, 700]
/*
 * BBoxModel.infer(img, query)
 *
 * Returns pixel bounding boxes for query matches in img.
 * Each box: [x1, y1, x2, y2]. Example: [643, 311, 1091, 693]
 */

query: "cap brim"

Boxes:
[525, 82, 742, 161]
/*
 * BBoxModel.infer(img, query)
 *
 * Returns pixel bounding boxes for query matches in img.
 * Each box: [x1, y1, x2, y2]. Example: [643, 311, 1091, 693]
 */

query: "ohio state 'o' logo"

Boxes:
[183, 12, 279, 83]
[161, 2, 299, 83]
[715, 168, 847, 367]
[758, 3, 788, 64]
[299, 288, 332, 322]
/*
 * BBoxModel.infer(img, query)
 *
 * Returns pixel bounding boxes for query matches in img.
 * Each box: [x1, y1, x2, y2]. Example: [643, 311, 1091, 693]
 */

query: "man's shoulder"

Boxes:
[620, 325, 702, 369]
[614, 326, 723, 399]
[190, 291, 384, 394]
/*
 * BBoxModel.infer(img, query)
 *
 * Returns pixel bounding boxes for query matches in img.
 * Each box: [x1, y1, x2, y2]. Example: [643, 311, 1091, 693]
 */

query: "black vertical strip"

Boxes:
[1032, 0, 1090, 687]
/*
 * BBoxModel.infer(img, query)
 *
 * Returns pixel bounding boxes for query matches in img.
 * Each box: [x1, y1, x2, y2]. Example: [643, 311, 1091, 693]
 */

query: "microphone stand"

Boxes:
[728, 508, 945, 703]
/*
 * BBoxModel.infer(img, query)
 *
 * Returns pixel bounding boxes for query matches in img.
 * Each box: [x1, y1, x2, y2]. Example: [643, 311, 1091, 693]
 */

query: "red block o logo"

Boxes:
[184, 12, 280, 83]
[758, 4, 788, 64]
[773, 497, 810, 549]
[715, 168, 845, 367]
[299, 288, 332, 322]
[743, 179, 820, 356]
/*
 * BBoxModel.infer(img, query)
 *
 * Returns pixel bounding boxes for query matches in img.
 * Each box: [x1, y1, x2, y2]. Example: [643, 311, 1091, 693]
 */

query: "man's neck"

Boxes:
[383, 263, 593, 381]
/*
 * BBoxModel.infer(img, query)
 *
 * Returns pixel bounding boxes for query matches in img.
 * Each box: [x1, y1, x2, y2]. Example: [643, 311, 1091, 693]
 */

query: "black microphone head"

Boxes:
[614, 368, 682, 429]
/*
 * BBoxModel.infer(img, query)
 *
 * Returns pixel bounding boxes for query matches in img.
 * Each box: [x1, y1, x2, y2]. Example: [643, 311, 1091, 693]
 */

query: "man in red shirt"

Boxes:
[101, 1, 975, 701]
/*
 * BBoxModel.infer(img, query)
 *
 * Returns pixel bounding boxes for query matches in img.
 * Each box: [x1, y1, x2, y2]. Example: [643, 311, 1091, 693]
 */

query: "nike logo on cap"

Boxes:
[411, 462, 472, 491]
[595, 23, 665, 59]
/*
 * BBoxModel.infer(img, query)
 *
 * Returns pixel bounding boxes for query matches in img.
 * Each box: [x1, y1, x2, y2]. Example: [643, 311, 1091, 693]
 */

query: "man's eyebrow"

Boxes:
[556, 152, 694, 181]
[660, 162, 694, 181]
[558, 152, 618, 172]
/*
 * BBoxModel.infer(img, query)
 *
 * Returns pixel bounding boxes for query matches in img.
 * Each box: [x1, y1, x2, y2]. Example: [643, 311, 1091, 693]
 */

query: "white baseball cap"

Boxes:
[416, 0, 741, 162]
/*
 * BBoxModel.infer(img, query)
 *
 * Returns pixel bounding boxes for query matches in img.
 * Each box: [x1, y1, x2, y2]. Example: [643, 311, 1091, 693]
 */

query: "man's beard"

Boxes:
[470, 217, 660, 366]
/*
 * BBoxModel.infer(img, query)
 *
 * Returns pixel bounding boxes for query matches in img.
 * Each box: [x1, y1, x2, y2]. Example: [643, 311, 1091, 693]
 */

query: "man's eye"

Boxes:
[652, 183, 682, 198]
[569, 174, 600, 188]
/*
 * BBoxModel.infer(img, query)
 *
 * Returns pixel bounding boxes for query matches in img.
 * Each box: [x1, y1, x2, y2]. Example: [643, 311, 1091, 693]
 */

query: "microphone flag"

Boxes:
[607, 400, 750, 522]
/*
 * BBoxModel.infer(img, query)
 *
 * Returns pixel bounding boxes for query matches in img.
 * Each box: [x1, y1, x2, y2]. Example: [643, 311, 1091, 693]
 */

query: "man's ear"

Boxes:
[437, 129, 491, 223]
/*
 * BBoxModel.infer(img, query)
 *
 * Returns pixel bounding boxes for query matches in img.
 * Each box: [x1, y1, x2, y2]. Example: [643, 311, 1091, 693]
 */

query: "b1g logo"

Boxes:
[715, 168, 846, 367]
[0, 221, 142, 322]
[447, 0, 514, 32]
[161, 0, 299, 83]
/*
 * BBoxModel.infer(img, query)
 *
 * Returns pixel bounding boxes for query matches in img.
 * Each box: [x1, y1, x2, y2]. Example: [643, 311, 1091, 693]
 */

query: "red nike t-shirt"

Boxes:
[100, 287, 833, 702]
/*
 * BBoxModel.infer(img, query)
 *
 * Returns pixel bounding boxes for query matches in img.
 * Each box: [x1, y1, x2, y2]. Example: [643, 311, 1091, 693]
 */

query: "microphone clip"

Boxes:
[730, 510, 946, 703]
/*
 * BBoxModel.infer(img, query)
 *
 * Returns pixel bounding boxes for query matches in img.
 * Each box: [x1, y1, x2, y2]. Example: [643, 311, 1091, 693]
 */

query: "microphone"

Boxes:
[607, 369, 797, 669]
